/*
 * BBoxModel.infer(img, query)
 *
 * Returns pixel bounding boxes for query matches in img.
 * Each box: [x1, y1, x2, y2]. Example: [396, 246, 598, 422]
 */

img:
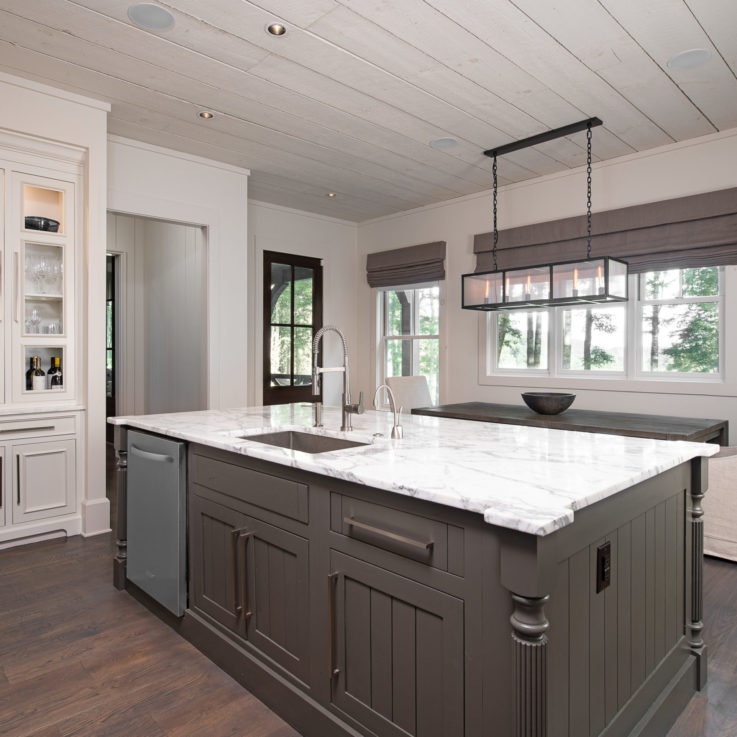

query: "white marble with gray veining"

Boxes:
[109, 403, 718, 536]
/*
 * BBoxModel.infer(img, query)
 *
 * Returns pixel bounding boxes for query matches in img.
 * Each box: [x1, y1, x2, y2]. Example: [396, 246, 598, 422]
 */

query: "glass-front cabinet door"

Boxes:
[10, 173, 74, 403]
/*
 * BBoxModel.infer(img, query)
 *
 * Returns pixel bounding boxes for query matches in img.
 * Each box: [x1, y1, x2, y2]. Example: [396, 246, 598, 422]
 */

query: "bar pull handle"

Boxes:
[0, 425, 55, 435]
[0, 250, 4, 322]
[14, 252, 20, 323]
[231, 527, 248, 615]
[130, 445, 173, 463]
[16, 454, 21, 505]
[0, 456, 3, 508]
[239, 531, 254, 623]
[343, 517, 434, 552]
[328, 571, 340, 679]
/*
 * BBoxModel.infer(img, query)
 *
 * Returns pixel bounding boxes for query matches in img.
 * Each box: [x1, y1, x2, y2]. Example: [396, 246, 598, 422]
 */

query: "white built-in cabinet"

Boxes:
[0, 132, 84, 545]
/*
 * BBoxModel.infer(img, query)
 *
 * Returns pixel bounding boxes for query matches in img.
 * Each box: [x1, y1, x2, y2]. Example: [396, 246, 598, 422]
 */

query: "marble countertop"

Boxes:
[110, 403, 718, 537]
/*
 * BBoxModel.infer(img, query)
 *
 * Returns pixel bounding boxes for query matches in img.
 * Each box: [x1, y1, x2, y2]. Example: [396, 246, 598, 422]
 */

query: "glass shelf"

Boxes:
[23, 184, 64, 234]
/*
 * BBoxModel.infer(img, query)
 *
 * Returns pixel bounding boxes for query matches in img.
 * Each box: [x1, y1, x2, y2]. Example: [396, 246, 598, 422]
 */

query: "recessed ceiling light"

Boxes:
[198, 111, 215, 119]
[326, 192, 337, 198]
[430, 137, 458, 149]
[667, 48, 712, 71]
[127, 3, 175, 32]
[266, 22, 287, 36]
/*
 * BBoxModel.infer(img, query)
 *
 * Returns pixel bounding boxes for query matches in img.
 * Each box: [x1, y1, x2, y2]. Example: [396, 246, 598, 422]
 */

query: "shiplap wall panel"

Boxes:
[687, 0, 737, 75]
[510, 0, 717, 141]
[601, 0, 737, 129]
[1, 0, 735, 220]
[616, 521, 632, 710]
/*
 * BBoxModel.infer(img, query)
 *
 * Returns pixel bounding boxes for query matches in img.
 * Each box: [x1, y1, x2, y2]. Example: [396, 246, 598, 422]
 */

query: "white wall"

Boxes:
[107, 136, 249, 410]
[0, 72, 110, 535]
[107, 213, 206, 415]
[356, 128, 737, 437]
[248, 201, 358, 407]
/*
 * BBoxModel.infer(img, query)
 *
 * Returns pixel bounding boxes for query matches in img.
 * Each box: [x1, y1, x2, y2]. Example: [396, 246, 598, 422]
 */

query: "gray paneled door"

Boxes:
[329, 550, 464, 737]
[189, 492, 310, 683]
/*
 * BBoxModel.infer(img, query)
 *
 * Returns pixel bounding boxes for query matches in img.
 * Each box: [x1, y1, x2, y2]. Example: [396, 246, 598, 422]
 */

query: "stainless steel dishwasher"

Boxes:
[126, 429, 187, 616]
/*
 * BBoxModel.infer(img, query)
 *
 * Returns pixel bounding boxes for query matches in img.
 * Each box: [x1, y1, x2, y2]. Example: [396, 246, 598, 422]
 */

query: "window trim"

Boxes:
[479, 267, 727, 394]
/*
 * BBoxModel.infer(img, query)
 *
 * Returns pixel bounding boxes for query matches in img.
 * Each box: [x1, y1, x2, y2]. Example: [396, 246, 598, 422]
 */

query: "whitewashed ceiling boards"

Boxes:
[0, 0, 735, 221]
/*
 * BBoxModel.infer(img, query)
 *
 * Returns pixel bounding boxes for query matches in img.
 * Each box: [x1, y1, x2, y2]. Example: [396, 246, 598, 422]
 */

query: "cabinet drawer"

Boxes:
[331, 493, 463, 574]
[0, 415, 76, 439]
[191, 450, 308, 524]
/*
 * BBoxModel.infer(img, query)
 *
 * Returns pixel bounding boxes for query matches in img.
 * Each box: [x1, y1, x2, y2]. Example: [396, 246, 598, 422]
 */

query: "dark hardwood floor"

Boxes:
[0, 456, 735, 736]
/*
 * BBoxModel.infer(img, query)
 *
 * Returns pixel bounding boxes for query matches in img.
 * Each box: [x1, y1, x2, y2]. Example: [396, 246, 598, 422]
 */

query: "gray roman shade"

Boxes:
[474, 187, 737, 274]
[366, 241, 446, 287]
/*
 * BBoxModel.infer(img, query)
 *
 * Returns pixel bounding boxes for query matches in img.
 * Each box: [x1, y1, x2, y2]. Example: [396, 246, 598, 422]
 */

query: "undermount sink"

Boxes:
[238, 430, 369, 454]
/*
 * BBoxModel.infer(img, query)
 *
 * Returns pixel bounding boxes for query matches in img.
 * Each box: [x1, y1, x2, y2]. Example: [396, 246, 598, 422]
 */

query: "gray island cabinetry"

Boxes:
[111, 405, 717, 737]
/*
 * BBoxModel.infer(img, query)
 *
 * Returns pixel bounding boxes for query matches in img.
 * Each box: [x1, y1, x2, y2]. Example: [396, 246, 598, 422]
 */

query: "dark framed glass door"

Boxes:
[263, 251, 323, 405]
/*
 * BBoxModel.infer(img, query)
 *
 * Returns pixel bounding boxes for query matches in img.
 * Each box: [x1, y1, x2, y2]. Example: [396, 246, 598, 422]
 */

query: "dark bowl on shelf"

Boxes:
[25, 216, 59, 232]
[521, 392, 576, 415]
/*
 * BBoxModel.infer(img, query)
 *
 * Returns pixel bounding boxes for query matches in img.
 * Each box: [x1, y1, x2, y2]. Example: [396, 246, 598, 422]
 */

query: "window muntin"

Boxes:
[380, 284, 440, 403]
[487, 267, 722, 381]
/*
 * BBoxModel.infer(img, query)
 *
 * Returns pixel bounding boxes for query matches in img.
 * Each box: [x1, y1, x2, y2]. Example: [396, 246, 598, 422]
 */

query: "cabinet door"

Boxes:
[189, 493, 248, 632]
[329, 550, 464, 737]
[243, 515, 310, 683]
[0, 446, 6, 527]
[11, 438, 75, 523]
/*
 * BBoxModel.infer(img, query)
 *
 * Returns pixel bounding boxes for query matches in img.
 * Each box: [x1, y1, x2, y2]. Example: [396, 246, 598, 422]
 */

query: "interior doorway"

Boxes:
[106, 254, 117, 443]
[106, 212, 207, 419]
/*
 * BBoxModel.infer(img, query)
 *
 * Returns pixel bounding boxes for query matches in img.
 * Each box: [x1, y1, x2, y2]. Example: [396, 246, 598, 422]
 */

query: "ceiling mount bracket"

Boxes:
[483, 117, 602, 158]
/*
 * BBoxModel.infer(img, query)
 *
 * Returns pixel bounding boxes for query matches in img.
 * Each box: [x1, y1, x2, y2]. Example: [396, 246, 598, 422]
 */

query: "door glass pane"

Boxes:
[270, 326, 292, 386]
[293, 327, 313, 386]
[496, 311, 549, 370]
[23, 185, 64, 233]
[294, 267, 314, 325]
[23, 243, 64, 335]
[641, 303, 718, 373]
[270, 263, 292, 323]
[561, 306, 625, 371]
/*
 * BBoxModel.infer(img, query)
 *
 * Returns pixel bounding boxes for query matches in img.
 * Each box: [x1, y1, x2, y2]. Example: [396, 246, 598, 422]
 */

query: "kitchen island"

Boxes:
[111, 404, 717, 737]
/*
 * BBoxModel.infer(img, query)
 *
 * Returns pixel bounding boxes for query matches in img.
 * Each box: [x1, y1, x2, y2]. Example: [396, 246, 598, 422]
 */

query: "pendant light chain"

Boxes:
[492, 153, 498, 271]
[586, 121, 592, 260]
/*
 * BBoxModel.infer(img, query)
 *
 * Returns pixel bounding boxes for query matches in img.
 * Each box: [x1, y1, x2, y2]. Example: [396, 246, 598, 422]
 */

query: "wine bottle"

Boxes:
[26, 356, 39, 390]
[47, 356, 62, 390]
[30, 357, 46, 391]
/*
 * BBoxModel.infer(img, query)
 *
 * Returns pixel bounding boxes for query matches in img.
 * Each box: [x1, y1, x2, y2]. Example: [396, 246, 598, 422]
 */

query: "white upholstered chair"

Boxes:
[385, 375, 433, 412]
[704, 447, 737, 562]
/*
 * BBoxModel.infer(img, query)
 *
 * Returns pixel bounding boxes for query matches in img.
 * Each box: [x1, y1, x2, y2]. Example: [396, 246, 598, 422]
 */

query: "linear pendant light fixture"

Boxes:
[462, 117, 628, 311]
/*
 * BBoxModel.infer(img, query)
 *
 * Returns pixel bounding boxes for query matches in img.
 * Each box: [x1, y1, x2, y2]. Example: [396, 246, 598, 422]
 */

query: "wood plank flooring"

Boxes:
[0, 533, 299, 737]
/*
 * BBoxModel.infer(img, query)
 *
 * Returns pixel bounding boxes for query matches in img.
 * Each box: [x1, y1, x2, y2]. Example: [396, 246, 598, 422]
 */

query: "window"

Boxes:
[263, 251, 322, 405]
[638, 267, 719, 375]
[487, 267, 722, 381]
[379, 284, 440, 403]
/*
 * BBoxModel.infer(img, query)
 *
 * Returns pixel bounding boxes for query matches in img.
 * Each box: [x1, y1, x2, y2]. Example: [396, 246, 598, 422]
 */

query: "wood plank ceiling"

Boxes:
[0, 0, 734, 221]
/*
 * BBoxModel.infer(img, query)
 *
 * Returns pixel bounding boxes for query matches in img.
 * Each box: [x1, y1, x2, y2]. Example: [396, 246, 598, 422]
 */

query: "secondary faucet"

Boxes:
[312, 326, 364, 431]
[373, 384, 403, 439]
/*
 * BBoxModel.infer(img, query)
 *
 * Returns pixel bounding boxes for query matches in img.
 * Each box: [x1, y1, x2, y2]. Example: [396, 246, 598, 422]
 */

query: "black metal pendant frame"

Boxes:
[463, 116, 630, 312]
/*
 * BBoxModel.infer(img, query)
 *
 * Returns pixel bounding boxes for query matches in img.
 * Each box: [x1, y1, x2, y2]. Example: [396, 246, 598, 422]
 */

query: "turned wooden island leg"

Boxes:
[113, 425, 128, 590]
[510, 593, 550, 737]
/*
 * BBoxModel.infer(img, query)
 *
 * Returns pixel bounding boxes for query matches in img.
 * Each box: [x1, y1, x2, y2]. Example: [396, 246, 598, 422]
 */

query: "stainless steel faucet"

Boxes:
[312, 326, 364, 431]
[373, 384, 403, 439]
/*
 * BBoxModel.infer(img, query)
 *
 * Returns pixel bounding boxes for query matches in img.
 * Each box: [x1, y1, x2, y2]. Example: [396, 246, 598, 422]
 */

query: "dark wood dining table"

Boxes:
[411, 401, 728, 445]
